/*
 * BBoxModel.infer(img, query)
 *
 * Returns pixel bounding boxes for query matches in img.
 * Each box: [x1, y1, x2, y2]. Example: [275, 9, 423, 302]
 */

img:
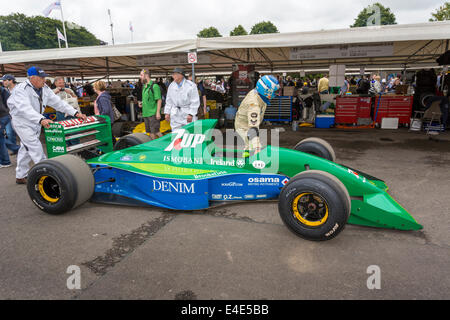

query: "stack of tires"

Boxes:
[444, 73, 449, 98]
[413, 69, 438, 111]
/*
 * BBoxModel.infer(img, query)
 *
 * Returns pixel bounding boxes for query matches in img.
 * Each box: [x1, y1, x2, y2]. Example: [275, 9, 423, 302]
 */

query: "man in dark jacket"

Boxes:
[2, 75, 22, 155]
[357, 76, 371, 95]
[0, 85, 20, 168]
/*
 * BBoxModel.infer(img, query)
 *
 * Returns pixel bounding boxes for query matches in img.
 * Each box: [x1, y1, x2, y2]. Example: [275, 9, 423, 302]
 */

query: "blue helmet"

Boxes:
[256, 75, 280, 101]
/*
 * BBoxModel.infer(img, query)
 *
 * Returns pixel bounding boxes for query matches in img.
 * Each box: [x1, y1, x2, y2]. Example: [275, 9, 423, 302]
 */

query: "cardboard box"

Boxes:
[110, 81, 124, 89]
[381, 118, 399, 129]
[283, 86, 296, 96]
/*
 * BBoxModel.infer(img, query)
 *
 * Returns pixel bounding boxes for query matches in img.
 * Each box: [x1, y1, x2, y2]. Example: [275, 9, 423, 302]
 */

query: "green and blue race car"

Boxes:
[27, 117, 422, 241]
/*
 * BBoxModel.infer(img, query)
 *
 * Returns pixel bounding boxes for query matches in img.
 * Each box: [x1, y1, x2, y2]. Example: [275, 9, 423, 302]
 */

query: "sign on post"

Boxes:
[188, 52, 198, 64]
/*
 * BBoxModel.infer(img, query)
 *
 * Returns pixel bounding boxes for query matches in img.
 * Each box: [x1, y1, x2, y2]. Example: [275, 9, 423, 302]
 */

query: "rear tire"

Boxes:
[278, 170, 350, 241]
[27, 154, 94, 215]
[112, 121, 125, 138]
[114, 133, 152, 151]
[294, 137, 336, 162]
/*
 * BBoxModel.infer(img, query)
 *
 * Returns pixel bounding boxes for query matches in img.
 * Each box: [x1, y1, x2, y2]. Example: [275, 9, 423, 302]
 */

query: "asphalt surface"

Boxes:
[1, 126, 450, 300]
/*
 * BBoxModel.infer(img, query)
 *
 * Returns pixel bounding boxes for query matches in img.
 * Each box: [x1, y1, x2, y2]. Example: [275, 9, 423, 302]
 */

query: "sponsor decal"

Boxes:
[252, 160, 266, 169]
[46, 136, 64, 143]
[211, 194, 245, 201]
[244, 195, 255, 199]
[46, 128, 63, 134]
[285, 187, 297, 198]
[325, 223, 339, 237]
[348, 169, 366, 183]
[348, 169, 359, 178]
[59, 116, 97, 128]
[221, 182, 244, 187]
[120, 156, 133, 161]
[194, 171, 227, 179]
[139, 155, 147, 161]
[32, 199, 44, 210]
[248, 177, 281, 186]
[52, 146, 65, 153]
[164, 155, 204, 165]
[153, 180, 195, 194]
[223, 195, 242, 200]
[210, 158, 236, 167]
[282, 178, 289, 186]
[236, 159, 245, 168]
[165, 129, 206, 152]
[256, 194, 267, 199]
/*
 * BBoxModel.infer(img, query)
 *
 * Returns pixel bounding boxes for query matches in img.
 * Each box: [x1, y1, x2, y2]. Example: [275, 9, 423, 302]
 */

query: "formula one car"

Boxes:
[28, 119, 423, 241]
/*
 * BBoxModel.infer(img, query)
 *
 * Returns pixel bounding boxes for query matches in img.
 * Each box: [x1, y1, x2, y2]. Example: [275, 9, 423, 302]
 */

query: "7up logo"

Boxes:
[165, 129, 206, 152]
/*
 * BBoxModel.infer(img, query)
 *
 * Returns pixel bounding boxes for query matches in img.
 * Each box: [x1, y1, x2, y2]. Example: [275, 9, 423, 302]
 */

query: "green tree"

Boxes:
[230, 25, 248, 36]
[250, 21, 279, 35]
[197, 27, 222, 38]
[351, 3, 397, 28]
[430, 2, 450, 21]
[0, 13, 102, 51]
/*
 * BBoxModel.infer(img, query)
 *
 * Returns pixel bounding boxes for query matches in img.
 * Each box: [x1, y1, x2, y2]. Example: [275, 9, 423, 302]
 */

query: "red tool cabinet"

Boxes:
[374, 95, 413, 125]
[335, 97, 372, 124]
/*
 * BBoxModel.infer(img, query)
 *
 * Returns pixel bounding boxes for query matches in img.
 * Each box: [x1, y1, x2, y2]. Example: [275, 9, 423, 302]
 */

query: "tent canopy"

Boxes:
[1, 21, 449, 77]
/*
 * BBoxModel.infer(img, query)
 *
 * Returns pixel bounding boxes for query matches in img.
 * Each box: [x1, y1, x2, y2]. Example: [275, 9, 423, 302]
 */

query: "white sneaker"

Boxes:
[0, 164, 12, 168]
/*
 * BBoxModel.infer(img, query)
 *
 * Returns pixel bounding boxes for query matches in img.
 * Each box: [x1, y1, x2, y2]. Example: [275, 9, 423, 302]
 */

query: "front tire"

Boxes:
[294, 137, 336, 162]
[278, 170, 350, 241]
[27, 155, 94, 215]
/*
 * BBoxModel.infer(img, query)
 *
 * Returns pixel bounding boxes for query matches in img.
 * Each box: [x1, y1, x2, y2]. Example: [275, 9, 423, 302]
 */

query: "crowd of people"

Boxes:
[256, 73, 408, 97]
[0, 67, 226, 180]
[1, 66, 447, 183]
[0, 66, 283, 184]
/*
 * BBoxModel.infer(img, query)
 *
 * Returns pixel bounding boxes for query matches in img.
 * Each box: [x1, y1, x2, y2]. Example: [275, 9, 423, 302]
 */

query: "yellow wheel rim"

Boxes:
[292, 193, 329, 227]
[38, 176, 60, 203]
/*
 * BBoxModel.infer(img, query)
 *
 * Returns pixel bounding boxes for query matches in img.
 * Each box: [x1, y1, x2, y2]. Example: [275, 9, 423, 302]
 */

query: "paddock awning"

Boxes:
[1, 21, 449, 77]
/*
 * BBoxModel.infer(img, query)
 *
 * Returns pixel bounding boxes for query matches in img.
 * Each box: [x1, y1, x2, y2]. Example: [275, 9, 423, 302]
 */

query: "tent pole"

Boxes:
[59, 0, 69, 48]
[106, 57, 110, 83]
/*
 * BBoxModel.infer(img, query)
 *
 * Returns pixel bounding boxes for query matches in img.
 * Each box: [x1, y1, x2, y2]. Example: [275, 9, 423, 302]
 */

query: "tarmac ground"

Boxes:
[1, 126, 449, 300]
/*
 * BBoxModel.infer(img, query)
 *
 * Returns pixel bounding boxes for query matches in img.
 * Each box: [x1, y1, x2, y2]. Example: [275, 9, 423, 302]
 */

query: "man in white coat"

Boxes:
[7, 67, 87, 184]
[164, 68, 200, 131]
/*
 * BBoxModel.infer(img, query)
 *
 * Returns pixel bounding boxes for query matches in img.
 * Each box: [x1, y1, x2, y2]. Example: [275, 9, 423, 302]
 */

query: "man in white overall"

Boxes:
[7, 67, 87, 184]
[164, 68, 200, 131]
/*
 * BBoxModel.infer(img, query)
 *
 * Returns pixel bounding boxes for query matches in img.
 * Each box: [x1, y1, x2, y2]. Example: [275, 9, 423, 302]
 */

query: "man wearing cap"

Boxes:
[164, 68, 200, 131]
[7, 67, 87, 184]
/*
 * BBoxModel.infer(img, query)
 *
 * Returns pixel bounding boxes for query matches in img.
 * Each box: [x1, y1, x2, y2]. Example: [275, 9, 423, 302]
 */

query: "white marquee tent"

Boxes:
[1, 21, 449, 77]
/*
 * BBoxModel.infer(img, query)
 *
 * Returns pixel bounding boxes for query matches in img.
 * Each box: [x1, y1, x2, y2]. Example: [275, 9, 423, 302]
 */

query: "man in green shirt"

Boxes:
[138, 69, 163, 140]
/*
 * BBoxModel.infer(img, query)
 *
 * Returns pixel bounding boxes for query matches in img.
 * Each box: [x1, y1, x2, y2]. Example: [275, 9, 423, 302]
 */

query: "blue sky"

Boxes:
[1, 0, 446, 44]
